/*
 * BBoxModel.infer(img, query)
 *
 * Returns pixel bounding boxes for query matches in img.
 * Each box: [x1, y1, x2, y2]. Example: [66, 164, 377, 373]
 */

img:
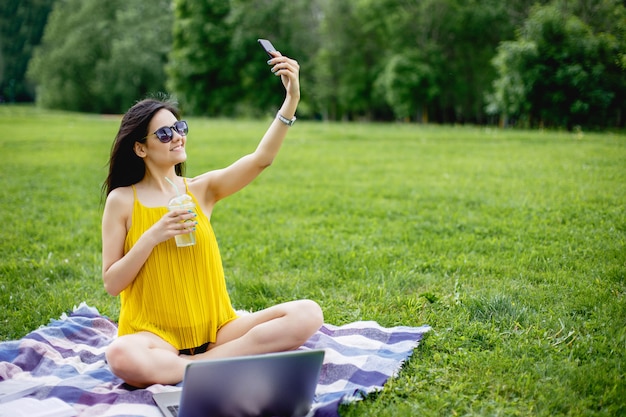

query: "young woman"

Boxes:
[101, 51, 323, 388]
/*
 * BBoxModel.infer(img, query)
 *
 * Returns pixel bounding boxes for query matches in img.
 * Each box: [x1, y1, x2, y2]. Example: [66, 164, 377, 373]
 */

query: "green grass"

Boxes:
[1, 106, 625, 416]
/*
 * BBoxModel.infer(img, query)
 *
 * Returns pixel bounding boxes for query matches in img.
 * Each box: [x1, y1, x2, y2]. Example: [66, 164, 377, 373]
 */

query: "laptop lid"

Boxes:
[161, 349, 325, 417]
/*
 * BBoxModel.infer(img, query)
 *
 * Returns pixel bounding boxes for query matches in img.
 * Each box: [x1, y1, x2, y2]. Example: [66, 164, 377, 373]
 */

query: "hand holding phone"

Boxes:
[257, 38, 299, 98]
[257, 38, 277, 58]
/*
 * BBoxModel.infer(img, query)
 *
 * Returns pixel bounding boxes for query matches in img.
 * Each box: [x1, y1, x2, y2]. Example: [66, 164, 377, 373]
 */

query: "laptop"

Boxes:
[153, 349, 325, 417]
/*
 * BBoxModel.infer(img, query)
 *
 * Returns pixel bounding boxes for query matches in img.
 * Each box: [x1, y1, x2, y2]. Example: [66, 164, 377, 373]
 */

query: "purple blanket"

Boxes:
[0, 304, 430, 416]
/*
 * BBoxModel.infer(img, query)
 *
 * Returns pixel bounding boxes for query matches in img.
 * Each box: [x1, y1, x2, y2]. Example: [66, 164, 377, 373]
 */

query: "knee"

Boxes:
[295, 299, 324, 335]
[105, 338, 134, 378]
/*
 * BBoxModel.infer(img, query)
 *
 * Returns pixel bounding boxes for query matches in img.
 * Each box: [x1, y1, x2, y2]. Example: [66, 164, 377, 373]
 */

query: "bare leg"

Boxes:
[105, 331, 189, 388]
[192, 299, 323, 361]
[105, 300, 323, 386]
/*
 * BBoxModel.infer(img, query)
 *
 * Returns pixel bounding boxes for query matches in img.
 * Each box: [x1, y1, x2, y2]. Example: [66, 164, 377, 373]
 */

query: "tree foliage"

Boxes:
[167, 0, 233, 116]
[27, 0, 171, 113]
[313, 0, 530, 123]
[374, 51, 438, 122]
[167, 0, 322, 117]
[0, 0, 55, 102]
[18, 0, 626, 128]
[488, 1, 626, 128]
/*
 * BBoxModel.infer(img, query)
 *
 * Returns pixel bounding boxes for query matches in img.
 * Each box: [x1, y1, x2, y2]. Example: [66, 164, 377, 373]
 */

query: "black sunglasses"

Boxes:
[144, 120, 189, 143]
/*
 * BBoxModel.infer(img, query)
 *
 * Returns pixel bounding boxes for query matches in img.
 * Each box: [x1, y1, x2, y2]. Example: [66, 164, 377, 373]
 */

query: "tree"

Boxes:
[27, 0, 171, 113]
[92, 1, 173, 113]
[226, 0, 322, 117]
[486, 40, 536, 126]
[374, 51, 438, 121]
[27, 0, 116, 112]
[311, 0, 394, 121]
[487, 2, 626, 129]
[0, 0, 55, 102]
[369, 0, 448, 122]
[167, 0, 233, 116]
[312, 0, 531, 123]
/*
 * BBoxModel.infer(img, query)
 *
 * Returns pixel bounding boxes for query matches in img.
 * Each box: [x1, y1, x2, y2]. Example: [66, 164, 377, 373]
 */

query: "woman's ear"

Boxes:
[134, 141, 147, 158]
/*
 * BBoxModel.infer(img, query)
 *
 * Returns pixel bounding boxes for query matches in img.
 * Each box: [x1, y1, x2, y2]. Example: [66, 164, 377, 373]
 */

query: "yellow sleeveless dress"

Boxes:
[117, 180, 237, 350]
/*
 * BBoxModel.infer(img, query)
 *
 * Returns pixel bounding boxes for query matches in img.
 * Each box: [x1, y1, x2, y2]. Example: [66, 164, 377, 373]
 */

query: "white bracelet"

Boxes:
[276, 112, 296, 126]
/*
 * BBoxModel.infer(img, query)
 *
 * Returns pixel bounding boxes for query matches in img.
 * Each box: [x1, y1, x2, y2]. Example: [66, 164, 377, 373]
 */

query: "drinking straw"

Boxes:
[165, 176, 180, 197]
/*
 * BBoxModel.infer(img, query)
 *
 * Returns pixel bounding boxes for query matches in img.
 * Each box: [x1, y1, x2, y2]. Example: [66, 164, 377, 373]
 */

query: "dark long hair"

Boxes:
[102, 98, 186, 198]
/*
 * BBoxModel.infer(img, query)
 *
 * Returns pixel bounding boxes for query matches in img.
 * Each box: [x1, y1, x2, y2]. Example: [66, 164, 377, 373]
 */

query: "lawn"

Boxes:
[0, 106, 624, 416]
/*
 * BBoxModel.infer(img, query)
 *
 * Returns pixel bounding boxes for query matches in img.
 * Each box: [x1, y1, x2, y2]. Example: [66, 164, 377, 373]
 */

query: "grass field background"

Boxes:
[0, 106, 624, 415]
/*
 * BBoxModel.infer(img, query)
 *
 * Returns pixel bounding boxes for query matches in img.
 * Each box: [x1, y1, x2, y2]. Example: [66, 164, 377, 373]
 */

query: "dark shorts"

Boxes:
[179, 341, 210, 356]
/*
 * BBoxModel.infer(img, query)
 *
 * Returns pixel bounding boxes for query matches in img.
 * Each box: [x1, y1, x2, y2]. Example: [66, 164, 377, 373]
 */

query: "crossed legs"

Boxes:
[105, 300, 323, 388]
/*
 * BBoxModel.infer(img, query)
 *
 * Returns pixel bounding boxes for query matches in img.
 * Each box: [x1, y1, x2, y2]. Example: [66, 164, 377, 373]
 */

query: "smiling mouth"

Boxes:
[171, 145, 184, 151]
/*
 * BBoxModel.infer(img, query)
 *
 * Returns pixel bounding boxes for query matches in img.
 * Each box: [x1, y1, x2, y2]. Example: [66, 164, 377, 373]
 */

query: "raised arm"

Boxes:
[191, 52, 301, 208]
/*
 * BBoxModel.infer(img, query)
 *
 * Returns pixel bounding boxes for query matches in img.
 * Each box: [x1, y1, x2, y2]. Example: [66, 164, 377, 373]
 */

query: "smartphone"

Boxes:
[257, 38, 277, 58]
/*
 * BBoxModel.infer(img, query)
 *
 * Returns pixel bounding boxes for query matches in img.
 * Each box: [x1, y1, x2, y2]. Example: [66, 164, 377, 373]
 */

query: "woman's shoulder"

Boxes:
[105, 186, 135, 209]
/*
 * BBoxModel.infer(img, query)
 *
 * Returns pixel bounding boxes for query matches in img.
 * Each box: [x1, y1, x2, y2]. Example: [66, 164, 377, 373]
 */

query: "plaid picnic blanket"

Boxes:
[0, 303, 430, 416]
